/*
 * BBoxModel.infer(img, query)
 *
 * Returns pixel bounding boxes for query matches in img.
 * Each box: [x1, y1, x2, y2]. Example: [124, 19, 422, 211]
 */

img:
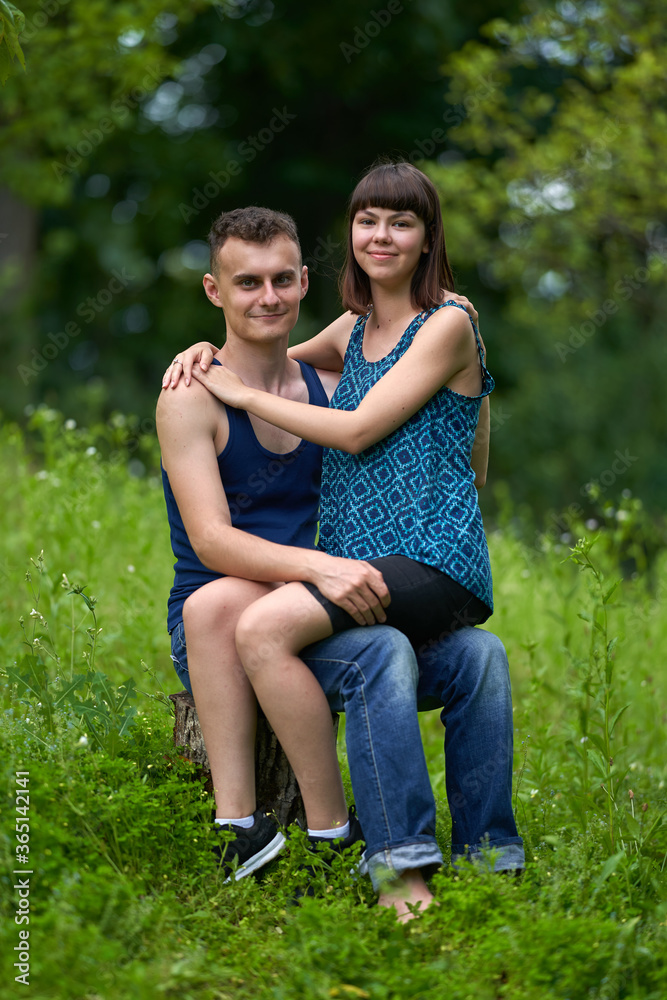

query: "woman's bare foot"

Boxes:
[377, 869, 435, 921]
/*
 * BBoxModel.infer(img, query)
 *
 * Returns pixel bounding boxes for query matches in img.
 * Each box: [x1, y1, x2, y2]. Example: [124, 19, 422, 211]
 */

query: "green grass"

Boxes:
[1, 408, 666, 999]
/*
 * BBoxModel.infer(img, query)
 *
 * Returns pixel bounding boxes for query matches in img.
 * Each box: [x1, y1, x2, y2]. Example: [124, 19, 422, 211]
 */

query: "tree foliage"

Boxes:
[0, 1, 25, 83]
[429, 0, 667, 515]
[1, 0, 664, 520]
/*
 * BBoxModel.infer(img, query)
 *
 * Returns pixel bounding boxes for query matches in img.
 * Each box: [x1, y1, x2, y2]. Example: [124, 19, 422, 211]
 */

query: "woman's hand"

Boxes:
[162, 341, 219, 389]
[191, 362, 251, 409]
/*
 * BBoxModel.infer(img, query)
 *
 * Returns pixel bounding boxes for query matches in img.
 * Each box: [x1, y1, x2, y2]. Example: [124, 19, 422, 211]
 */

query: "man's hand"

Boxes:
[162, 342, 218, 389]
[311, 555, 391, 626]
[443, 291, 478, 327]
[442, 292, 486, 361]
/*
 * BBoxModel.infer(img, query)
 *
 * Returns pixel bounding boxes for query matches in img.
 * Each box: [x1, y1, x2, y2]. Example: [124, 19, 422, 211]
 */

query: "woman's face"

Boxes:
[352, 206, 429, 283]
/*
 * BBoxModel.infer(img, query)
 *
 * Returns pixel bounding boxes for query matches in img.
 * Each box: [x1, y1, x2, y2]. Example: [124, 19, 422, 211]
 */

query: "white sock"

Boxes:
[307, 820, 350, 840]
[215, 814, 254, 829]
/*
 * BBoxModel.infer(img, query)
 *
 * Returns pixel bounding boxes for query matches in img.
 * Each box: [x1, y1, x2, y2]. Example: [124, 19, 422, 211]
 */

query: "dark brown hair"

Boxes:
[340, 161, 455, 315]
[207, 206, 301, 274]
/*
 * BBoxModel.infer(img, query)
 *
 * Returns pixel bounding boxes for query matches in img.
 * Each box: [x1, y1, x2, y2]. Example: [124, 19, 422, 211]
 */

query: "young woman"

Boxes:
[166, 161, 494, 914]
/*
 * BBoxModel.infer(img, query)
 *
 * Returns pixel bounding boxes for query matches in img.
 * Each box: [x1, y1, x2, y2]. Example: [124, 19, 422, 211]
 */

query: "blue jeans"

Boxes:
[171, 623, 524, 889]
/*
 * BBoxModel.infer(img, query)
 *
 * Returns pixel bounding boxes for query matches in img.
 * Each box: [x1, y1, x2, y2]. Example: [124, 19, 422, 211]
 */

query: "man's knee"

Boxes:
[470, 630, 511, 695]
[183, 586, 215, 632]
[371, 627, 419, 688]
[348, 626, 419, 696]
[417, 627, 510, 703]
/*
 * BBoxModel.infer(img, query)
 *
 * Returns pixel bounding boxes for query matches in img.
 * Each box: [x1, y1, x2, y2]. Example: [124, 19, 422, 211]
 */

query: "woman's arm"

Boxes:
[160, 312, 355, 388]
[286, 311, 356, 371]
[192, 306, 480, 455]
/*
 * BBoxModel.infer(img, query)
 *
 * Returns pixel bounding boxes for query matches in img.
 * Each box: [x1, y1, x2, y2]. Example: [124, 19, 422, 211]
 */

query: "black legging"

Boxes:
[302, 553, 491, 650]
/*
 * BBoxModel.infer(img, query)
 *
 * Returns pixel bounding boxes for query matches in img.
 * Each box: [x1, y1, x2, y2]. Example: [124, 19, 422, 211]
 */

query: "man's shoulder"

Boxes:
[156, 379, 225, 442]
[290, 356, 339, 402]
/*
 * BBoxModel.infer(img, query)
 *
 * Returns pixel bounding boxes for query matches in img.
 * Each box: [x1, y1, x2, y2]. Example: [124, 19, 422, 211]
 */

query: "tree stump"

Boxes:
[169, 690, 338, 828]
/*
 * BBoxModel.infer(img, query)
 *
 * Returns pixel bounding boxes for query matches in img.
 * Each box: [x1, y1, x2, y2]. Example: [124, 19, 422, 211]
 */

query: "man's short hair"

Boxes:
[208, 206, 301, 274]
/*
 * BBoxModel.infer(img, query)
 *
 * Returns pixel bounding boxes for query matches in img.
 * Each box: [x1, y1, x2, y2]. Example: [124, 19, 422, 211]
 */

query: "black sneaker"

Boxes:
[293, 806, 366, 897]
[307, 805, 365, 858]
[213, 809, 286, 883]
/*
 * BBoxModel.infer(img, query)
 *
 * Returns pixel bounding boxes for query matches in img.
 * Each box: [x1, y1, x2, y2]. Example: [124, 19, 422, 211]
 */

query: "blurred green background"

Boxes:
[1, 0, 665, 524]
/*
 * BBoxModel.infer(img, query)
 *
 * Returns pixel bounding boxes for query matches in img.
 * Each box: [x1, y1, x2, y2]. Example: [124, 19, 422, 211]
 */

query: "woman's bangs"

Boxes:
[349, 164, 433, 223]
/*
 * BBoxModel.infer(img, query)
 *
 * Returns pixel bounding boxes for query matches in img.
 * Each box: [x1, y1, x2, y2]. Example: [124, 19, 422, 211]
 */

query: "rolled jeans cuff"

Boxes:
[364, 839, 443, 893]
[451, 838, 525, 872]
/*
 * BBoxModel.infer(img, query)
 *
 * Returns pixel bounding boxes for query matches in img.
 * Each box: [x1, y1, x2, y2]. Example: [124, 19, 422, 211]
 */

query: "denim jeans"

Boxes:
[171, 622, 524, 889]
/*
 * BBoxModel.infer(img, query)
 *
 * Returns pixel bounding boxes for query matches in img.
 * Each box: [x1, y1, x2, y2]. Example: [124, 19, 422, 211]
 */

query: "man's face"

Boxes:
[203, 236, 308, 343]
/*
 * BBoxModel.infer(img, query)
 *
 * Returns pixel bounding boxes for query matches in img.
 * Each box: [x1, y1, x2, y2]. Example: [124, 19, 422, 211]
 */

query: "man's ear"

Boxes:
[203, 272, 223, 308]
[300, 264, 309, 300]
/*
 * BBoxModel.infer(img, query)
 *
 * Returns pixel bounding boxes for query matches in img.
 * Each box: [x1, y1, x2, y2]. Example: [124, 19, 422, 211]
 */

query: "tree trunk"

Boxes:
[168, 690, 339, 828]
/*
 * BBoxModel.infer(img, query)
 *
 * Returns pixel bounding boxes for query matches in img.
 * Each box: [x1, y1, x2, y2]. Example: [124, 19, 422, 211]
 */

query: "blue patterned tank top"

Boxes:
[318, 302, 494, 610]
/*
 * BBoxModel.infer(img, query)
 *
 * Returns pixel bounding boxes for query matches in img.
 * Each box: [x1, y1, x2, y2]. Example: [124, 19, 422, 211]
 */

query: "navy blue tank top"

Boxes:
[162, 360, 329, 631]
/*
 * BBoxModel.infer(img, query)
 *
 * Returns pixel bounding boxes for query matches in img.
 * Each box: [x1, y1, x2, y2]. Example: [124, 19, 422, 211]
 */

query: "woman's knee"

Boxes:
[236, 602, 281, 675]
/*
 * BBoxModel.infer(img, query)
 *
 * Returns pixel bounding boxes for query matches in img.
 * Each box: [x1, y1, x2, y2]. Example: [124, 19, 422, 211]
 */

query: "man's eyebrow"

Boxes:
[232, 268, 298, 281]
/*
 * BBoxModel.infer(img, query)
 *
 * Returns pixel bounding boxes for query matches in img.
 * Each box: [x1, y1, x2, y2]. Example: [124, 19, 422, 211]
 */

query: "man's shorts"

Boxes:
[170, 620, 193, 694]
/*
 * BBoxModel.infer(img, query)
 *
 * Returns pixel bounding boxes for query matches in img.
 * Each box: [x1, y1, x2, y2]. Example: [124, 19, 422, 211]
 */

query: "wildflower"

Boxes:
[628, 789, 634, 799]
[35, 470, 48, 480]
[78, 735, 88, 747]
[64, 419, 77, 430]
[86, 446, 97, 456]
[127, 565, 136, 574]
[91, 521, 101, 530]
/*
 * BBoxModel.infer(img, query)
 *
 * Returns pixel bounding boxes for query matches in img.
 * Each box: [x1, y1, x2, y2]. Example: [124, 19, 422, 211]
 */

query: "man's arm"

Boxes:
[156, 381, 388, 624]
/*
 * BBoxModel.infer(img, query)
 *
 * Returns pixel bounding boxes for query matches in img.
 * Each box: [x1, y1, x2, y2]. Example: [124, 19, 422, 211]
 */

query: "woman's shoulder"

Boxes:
[418, 301, 476, 345]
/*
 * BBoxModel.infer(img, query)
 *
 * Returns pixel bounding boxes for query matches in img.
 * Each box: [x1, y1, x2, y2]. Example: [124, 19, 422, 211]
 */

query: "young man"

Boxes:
[157, 207, 523, 917]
